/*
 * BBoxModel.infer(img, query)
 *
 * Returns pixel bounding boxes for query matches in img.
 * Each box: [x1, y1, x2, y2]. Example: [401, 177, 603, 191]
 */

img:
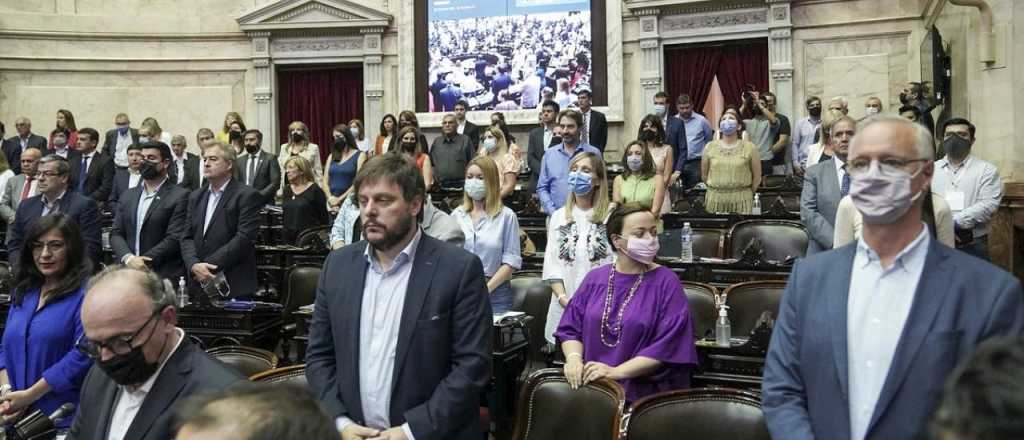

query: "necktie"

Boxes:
[248, 157, 257, 186]
[582, 113, 590, 145]
[840, 166, 851, 197]
[20, 176, 33, 201]
[79, 156, 90, 192]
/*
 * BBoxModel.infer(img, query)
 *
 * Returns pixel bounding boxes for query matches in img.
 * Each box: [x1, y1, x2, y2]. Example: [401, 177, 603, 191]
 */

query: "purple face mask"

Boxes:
[849, 161, 923, 224]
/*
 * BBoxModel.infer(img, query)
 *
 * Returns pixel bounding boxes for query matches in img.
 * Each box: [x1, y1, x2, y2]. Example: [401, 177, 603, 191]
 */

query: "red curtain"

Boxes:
[277, 65, 364, 163]
[664, 45, 721, 114]
[663, 39, 769, 115]
[716, 41, 770, 109]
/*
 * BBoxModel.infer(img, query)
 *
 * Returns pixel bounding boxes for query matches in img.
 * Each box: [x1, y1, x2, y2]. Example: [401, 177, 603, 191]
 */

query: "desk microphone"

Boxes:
[8, 402, 75, 440]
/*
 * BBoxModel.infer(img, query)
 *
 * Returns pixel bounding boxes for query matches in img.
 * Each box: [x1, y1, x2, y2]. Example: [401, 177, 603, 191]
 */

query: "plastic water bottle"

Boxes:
[716, 305, 732, 347]
[752, 193, 762, 215]
[680, 222, 694, 263]
[178, 276, 189, 308]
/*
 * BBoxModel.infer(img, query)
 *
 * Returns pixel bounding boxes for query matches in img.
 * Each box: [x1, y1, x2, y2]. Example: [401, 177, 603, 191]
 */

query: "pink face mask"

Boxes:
[622, 236, 659, 264]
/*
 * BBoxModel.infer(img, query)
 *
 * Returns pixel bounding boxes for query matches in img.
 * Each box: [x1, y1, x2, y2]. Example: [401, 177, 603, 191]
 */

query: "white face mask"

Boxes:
[652, 104, 666, 116]
[865, 107, 880, 116]
[464, 177, 487, 201]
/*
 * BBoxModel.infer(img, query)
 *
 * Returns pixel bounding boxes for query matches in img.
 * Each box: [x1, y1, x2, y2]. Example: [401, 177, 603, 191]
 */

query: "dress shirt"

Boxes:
[41, 190, 66, 216]
[79, 153, 94, 192]
[543, 126, 554, 149]
[128, 171, 141, 189]
[847, 226, 929, 440]
[335, 230, 422, 440]
[53, 147, 69, 159]
[173, 154, 186, 184]
[451, 206, 522, 277]
[135, 179, 166, 255]
[581, 110, 592, 144]
[203, 179, 228, 235]
[833, 156, 848, 190]
[245, 153, 261, 186]
[107, 328, 185, 440]
[791, 116, 821, 169]
[457, 121, 466, 135]
[680, 113, 714, 160]
[931, 156, 1003, 238]
[21, 177, 38, 201]
[114, 131, 133, 167]
[536, 142, 602, 214]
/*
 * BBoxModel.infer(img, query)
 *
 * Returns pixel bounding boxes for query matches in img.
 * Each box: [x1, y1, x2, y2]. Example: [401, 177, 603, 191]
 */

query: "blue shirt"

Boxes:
[0, 285, 91, 428]
[679, 113, 714, 160]
[536, 142, 602, 214]
[452, 206, 522, 277]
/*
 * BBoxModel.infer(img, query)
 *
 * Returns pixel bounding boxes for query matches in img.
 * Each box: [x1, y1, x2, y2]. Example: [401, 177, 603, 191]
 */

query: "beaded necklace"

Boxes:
[599, 266, 646, 347]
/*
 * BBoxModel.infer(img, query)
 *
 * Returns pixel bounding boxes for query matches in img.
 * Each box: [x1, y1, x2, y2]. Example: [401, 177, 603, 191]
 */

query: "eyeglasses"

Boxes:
[847, 157, 930, 177]
[943, 132, 971, 141]
[37, 170, 65, 178]
[30, 240, 65, 254]
[75, 309, 162, 359]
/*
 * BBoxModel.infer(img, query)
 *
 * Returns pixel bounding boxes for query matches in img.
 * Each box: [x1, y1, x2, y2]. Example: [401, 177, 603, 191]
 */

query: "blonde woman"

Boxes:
[140, 117, 173, 145]
[542, 151, 613, 343]
[215, 112, 244, 144]
[348, 119, 371, 155]
[701, 107, 761, 214]
[451, 156, 522, 313]
[281, 155, 330, 244]
[477, 125, 521, 198]
[278, 121, 323, 194]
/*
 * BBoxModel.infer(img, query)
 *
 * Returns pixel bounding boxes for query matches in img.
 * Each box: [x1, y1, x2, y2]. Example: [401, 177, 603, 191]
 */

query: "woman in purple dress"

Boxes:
[555, 203, 698, 402]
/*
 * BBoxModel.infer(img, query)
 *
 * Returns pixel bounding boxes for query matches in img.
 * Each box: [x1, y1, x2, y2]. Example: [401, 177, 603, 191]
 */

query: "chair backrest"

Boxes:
[682, 281, 719, 340]
[207, 345, 279, 378]
[658, 228, 725, 259]
[283, 264, 321, 314]
[295, 225, 331, 249]
[512, 369, 624, 440]
[626, 388, 769, 440]
[250, 364, 309, 387]
[727, 220, 808, 261]
[510, 271, 543, 312]
[513, 273, 553, 364]
[723, 281, 787, 337]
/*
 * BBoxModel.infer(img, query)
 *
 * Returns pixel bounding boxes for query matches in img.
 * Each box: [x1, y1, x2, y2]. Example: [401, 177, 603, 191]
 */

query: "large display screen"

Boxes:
[425, 0, 593, 112]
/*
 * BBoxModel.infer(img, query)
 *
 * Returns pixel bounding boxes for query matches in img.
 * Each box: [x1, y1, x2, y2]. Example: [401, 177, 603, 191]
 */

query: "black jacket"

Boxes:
[2, 134, 47, 174]
[69, 151, 115, 203]
[109, 180, 190, 281]
[234, 150, 280, 205]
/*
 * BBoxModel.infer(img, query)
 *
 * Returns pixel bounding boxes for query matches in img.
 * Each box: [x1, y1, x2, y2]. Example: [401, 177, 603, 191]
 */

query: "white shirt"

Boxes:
[203, 179, 229, 235]
[834, 156, 848, 190]
[129, 171, 142, 189]
[244, 153, 261, 186]
[115, 130, 134, 167]
[543, 126, 554, 149]
[932, 155, 1003, 238]
[135, 178, 166, 254]
[457, 120, 466, 135]
[847, 226, 929, 440]
[107, 328, 186, 440]
[336, 230, 421, 440]
[53, 147, 69, 159]
[173, 154, 186, 184]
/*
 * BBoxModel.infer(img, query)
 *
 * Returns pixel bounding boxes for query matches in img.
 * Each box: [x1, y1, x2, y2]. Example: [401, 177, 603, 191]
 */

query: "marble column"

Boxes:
[767, 0, 795, 119]
[249, 31, 276, 152]
[362, 28, 385, 144]
[636, 9, 663, 112]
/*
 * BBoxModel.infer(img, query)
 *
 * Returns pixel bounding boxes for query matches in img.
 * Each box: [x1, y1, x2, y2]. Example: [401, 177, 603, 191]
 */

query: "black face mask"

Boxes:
[245, 143, 261, 155]
[401, 141, 417, 153]
[808, 107, 822, 118]
[639, 130, 656, 143]
[228, 131, 242, 143]
[139, 161, 161, 180]
[942, 136, 971, 160]
[333, 138, 347, 151]
[97, 343, 160, 386]
[290, 132, 303, 142]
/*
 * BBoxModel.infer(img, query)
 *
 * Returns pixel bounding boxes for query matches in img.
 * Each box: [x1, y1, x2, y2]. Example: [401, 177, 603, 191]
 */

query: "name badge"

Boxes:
[946, 191, 966, 211]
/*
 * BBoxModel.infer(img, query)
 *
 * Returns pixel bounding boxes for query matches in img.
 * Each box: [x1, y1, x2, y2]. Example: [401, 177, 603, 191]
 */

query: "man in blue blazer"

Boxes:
[763, 116, 1024, 440]
[306, 154, 492, 440]
[8, 154, 102, 269]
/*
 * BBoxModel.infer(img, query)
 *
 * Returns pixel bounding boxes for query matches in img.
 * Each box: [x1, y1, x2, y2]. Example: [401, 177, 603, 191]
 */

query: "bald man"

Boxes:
[68, 266, 243, 440]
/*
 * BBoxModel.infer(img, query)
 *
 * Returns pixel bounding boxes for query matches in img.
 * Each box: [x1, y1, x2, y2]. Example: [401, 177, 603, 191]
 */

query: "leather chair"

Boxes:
[625, 387, 770, 440]
[682, 281, 719, 340]
[510, 271, 543, 312]
[760, 175, 788, 190]
[0, 261, 11, 295]
[726, 220, 808, 261]
[295, 225, 331, 249]
[722, 281, 787, 337]
[207, 345, 279, 378]
[512, 272, 553, 366]
[512, 368, 624, 440]
[280, 264, 321, 362]
[658, 228, 725, 259]
[250, 364, 309, 387]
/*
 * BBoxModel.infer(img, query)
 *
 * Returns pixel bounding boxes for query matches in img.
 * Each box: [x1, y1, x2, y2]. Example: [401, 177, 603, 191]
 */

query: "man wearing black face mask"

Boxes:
[109, 141, 190, 281]
[792, 96, 823, 176]
[69, 266, 243, 440]
[235, 129, 280, 205]
[931, 118, 1003, 261]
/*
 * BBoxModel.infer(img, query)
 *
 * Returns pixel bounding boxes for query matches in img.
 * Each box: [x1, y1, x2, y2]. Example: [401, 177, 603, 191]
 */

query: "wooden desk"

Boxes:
[177, 303, 283, 351]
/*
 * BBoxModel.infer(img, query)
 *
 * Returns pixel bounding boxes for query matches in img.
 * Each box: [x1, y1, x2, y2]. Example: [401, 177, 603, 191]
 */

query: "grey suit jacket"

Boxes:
[800, 158, 841, 254]
[763, 241, 1024, 440]
[0, 174, 27, 224]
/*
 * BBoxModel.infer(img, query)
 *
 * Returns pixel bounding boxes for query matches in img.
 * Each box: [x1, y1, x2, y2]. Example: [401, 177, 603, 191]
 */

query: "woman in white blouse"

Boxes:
[278, 120, 323, 196]
[542, 151, 614, 343]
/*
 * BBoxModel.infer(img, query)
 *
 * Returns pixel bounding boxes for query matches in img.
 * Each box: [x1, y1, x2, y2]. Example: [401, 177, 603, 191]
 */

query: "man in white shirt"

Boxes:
[931, 117, 1003, 261]
[69, 266, 243, 440]
[103, 113, 139, 169]
[453, 99, 480, 148]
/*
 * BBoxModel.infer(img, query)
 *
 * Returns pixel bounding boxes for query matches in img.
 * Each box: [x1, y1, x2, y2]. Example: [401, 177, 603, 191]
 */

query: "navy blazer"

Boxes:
[109, 181, 189, 281]
[665, 115, 688, 173]
[305, 234, 492, 440]
[67, 338, 243, 440]
[108, 167, 138, 211]
[7, 191, 102, 269]
[70, 151, 115, 203]
[180, 179, 262, 298]
[2, 135, 47, 174]
[763, 241, 1024, 440]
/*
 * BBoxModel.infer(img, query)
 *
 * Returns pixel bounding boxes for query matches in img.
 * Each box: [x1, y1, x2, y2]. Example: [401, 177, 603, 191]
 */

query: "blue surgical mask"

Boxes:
[567, 171, 593, 195]
[626, 155, 643, 171]
[482, 138, 498, 152]
[464, 177, 487, 201]
[117, 125, 130, 136]
[719, 119, 739, 135]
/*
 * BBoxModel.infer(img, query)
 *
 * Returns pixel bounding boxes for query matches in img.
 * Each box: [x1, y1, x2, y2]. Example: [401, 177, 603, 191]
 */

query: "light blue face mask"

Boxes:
[464, 177, 487, 201]
[567, 171, 593, 195]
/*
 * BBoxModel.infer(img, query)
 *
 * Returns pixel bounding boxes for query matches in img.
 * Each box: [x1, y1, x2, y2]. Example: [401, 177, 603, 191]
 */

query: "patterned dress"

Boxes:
[703, 139, 757, 214]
